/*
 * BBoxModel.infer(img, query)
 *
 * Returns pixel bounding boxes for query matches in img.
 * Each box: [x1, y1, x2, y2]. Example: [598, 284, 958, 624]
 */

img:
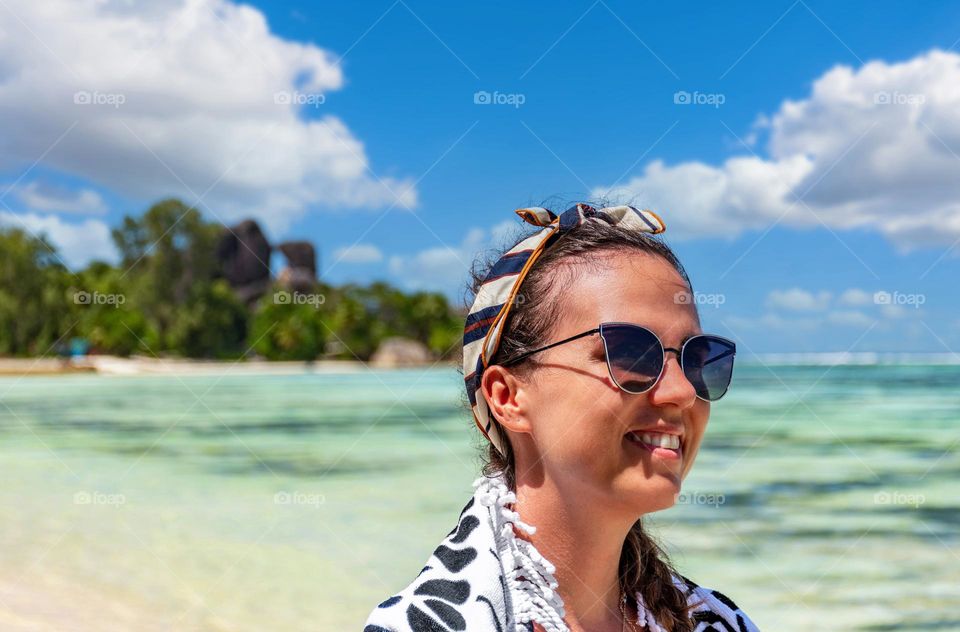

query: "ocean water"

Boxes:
[0, 364, 957, 631]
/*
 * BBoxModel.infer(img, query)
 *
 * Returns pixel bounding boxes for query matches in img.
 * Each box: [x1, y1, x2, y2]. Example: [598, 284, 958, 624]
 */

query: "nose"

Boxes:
[648, 351, 698, 409]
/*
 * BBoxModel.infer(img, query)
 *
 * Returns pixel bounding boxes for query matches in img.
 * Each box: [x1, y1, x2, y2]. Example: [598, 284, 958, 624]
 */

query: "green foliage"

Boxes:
[73, 261, 156, 356]
[322, 282, 463, 361]
[427, 315, 463, 359]
[167, 280, 248, 359]
[112, 199, 222, 346]
[0, 229, 72, 356]
[325, 284, 388, 360]
[0, 199, 465, 361]
[249, 288, 328, 361]
[407, 290, 464, 358]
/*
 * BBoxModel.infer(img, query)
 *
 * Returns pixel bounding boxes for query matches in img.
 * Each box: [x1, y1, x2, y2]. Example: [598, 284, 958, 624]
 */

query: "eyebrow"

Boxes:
[652, 327, 704, 348]
[638, 323, 701, 340]
[596, 324, 702, 344]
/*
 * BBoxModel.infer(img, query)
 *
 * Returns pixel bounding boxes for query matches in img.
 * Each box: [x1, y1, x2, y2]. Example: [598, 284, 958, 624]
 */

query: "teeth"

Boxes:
[630, 431, 680, 450]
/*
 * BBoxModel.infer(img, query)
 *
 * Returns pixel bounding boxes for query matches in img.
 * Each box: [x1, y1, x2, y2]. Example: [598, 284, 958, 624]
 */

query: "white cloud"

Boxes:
[826, 310, 875, 328]
[837, 288, 873, 307]
[388, 219, 521, 299]
[736, 285, 928, 334]
[388, 244, 473, 294]
[879, 303, 910, 319]
[332, 243, 383, 264]
[0, 211, 115, 269]
[0, 0, 416, 237]
[593, 49, 960, 250]
[11, 182, 108, 215]
[726, 312, 821, 334]
[766, 287, 832, 311]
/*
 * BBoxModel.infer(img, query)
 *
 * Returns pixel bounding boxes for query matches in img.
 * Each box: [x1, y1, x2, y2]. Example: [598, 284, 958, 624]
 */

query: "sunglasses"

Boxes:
[499, 322, 737, 402]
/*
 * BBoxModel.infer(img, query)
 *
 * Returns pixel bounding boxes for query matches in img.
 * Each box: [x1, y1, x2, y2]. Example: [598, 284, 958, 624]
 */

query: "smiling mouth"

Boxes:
[624, 430, 683, 458]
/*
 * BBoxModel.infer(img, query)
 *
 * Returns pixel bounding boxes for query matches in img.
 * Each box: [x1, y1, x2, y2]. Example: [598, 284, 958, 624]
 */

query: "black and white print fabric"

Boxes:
[362, 473, 761, 631]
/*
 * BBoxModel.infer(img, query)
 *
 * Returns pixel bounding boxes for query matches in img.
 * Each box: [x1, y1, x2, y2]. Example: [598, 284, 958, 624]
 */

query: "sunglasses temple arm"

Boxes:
[499, 328, 600, 366]
[701, 348, 736, 367]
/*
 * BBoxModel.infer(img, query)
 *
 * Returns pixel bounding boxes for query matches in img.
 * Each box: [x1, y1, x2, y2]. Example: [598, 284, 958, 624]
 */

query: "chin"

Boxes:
[650, 480, 682, 512]
[621, 472, 681, 514]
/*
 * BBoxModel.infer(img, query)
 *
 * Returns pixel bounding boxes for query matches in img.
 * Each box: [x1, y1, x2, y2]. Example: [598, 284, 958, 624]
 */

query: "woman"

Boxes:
[364, 203, 760, 631]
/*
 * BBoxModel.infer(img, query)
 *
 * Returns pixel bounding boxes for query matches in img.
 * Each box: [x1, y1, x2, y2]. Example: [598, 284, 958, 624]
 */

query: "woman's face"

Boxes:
[494, 251, 709, 514]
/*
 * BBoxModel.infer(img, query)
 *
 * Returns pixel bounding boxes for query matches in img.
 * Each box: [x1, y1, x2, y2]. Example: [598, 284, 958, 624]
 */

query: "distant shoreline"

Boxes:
[739, 352, 960, 366]
[1, 352, 959, 377]
[0, 355, 456, 376]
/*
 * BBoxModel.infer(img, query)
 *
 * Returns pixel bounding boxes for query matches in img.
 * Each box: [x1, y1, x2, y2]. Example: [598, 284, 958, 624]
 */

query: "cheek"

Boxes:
[680, 402, 711, 478]
[527, 370, 626, 465]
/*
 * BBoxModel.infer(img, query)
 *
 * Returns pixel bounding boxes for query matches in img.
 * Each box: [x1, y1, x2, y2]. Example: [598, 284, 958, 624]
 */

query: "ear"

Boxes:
[480, 364, 533, 435]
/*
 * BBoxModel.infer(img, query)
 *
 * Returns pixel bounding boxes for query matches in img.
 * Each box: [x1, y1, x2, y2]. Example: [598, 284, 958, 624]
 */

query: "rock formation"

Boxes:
[216, 220, 272, 305]
[277, 240, 317, 293]
[370, 337, 434, 367]
[216, 222, 320, 304]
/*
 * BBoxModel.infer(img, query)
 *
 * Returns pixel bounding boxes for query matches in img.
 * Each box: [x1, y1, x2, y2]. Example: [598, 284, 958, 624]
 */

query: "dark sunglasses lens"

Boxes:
[600, 325, 664, 393]
[682, 336, 736, 401]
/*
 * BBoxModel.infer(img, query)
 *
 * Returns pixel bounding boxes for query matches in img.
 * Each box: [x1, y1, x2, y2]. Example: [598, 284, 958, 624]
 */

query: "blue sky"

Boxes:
[2, 0, 960, 354]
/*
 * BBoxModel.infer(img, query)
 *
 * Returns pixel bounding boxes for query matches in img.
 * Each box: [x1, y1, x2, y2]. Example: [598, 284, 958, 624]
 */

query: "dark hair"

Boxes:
[462, 211, 699, 631]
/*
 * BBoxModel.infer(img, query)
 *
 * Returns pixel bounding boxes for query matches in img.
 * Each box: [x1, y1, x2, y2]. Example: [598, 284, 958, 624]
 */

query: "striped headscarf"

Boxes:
[462, 203, 667, 457]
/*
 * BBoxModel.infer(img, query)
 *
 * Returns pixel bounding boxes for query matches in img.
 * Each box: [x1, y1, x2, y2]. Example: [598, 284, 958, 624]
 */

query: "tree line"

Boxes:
[0, 199, 465, 362]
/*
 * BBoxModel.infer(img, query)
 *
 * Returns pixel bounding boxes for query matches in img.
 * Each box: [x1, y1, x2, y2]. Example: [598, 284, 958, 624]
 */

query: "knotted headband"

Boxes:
[462, 203, 666, 457]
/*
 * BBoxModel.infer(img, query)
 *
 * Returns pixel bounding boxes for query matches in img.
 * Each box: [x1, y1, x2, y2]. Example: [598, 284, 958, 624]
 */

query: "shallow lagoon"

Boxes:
[1, 363, 957, 630]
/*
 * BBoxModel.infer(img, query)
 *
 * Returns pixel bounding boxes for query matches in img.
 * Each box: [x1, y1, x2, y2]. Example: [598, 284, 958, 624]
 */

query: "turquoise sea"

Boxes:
[1, 363, 957, 631]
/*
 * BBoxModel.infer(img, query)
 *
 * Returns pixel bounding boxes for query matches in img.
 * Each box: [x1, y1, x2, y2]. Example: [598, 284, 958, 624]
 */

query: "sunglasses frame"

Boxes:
[498, 321, 737, 401]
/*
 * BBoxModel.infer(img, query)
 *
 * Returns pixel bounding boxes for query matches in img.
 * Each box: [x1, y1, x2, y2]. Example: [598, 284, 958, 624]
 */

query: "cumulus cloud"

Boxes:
[766, 287, 832, 311]
[725, 311, 821, 334]
[0, 0, 416, 237]
[730, 285, 927, 335]
[10, 182, 108, 215]
[388, 219, 518, 299]
[837, 288, 873, 307]
[331, 243, 383, 264]
[593, 49, 960, 251]
[825, 310, 875, 328]
[878, 303, 910, 319]
[0, 211, 114, 269]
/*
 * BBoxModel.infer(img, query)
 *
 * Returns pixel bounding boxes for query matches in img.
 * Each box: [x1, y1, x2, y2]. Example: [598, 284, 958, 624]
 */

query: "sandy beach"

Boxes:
[0, 575, 173, 632]
[0, 355, 451, 377]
